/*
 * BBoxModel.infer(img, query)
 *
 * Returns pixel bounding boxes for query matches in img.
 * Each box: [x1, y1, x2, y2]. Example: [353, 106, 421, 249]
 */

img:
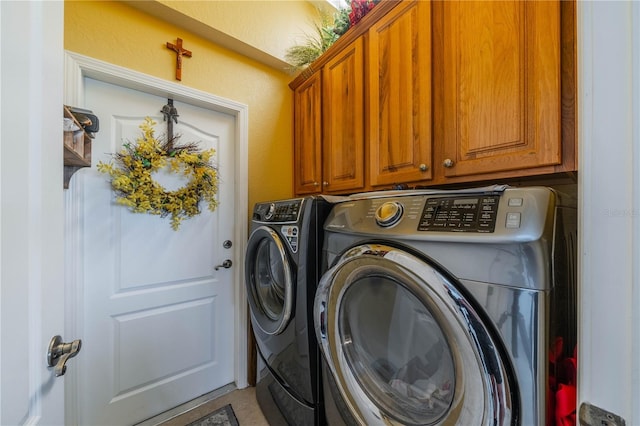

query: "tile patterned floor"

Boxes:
[158, 387, 269, 426]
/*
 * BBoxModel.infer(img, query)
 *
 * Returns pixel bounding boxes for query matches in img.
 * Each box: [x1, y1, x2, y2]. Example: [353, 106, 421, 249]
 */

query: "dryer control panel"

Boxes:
[418, 195, 499, 232]
[325, 186, 557, 243]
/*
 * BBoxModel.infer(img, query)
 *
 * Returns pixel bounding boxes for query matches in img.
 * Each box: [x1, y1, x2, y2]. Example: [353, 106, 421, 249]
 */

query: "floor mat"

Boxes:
[186, 404, 239, 426]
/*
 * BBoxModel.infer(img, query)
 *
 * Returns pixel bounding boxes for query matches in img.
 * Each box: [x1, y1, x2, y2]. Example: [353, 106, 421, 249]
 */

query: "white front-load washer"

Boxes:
[314, 185, 577, 425]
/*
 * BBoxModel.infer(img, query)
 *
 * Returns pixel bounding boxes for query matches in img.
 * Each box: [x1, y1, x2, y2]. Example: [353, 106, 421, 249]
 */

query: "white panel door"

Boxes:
[74, 78, 236, 425]
[0, 2, 66, 424]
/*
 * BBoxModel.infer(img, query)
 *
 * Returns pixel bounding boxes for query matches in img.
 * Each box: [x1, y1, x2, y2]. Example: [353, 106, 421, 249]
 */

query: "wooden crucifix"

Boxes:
[166, 38, 192, 81]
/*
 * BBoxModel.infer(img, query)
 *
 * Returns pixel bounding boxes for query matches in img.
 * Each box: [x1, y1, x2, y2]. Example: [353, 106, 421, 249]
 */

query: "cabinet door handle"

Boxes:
[443, 159, 455, 168]
[323, 181, 329, 186]
[419, 163, 429, 172]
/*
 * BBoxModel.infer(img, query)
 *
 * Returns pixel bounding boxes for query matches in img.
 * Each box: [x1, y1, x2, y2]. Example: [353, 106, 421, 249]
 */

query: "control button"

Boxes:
[508, 198, 524, 207]
[506, 212, 521, 228]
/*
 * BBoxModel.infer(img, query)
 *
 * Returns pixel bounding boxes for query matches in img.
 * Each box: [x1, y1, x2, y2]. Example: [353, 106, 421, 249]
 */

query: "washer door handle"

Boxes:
[318, 301, 328, 339]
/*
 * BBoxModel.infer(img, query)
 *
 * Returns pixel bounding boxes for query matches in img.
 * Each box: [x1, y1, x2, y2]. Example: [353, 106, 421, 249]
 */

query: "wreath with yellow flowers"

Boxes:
[97, 117, 218, 230]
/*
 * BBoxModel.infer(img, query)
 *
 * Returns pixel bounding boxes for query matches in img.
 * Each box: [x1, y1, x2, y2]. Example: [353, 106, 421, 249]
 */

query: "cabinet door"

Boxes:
[322, 38, 365, 194]
[441, 0, 561, 177]
[368, 0, 432, 186]
[293, 71, 323, 195]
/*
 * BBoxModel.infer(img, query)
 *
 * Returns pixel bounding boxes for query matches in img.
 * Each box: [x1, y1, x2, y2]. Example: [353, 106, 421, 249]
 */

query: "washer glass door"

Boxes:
[245, 225, 293, 335]
[315, 244, 514, 425]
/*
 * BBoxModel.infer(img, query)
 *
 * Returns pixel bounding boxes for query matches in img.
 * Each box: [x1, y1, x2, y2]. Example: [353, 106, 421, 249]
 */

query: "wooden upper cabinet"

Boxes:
[293, 71, 323, 195]
[290, 0, 573, 195]
[441, 0, 562, 178]
[322, 38, 365, 193]
[368, 0, 432, 187]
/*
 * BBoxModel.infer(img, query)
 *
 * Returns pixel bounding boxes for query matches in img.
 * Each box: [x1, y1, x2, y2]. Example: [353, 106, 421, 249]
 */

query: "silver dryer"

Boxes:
[315, 185, 577, 425]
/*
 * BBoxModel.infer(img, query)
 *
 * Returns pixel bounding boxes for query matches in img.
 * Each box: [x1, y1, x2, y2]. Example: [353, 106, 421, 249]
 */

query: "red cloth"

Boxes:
[556, 384, 577, 426]
[548, 339, 577, 426]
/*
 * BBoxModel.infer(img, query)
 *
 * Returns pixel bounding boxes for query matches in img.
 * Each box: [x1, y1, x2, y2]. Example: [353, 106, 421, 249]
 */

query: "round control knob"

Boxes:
[443, 158, 454, 168]
[375, 201, 404, 228]
[264, 203, 276, 220]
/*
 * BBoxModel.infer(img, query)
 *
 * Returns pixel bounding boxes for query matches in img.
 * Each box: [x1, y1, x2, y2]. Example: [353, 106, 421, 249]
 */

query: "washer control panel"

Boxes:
[418, 195, 499, 232]
[253, 199, 302, 223]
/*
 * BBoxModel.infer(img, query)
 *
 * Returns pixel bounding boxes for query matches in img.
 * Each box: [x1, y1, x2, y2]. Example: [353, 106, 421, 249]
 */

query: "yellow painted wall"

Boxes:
[154, 0, 328, 63]
[64, 0, 298, 211]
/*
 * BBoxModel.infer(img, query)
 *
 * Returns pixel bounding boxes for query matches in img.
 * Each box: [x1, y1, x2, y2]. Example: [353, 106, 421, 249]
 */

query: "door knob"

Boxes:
[47, 335, 82, 377]
[214, 259, 233, 270]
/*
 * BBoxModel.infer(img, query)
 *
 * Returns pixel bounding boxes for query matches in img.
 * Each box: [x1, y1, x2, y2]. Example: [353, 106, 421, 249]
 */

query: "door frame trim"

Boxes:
[62, 50, 249, 423]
